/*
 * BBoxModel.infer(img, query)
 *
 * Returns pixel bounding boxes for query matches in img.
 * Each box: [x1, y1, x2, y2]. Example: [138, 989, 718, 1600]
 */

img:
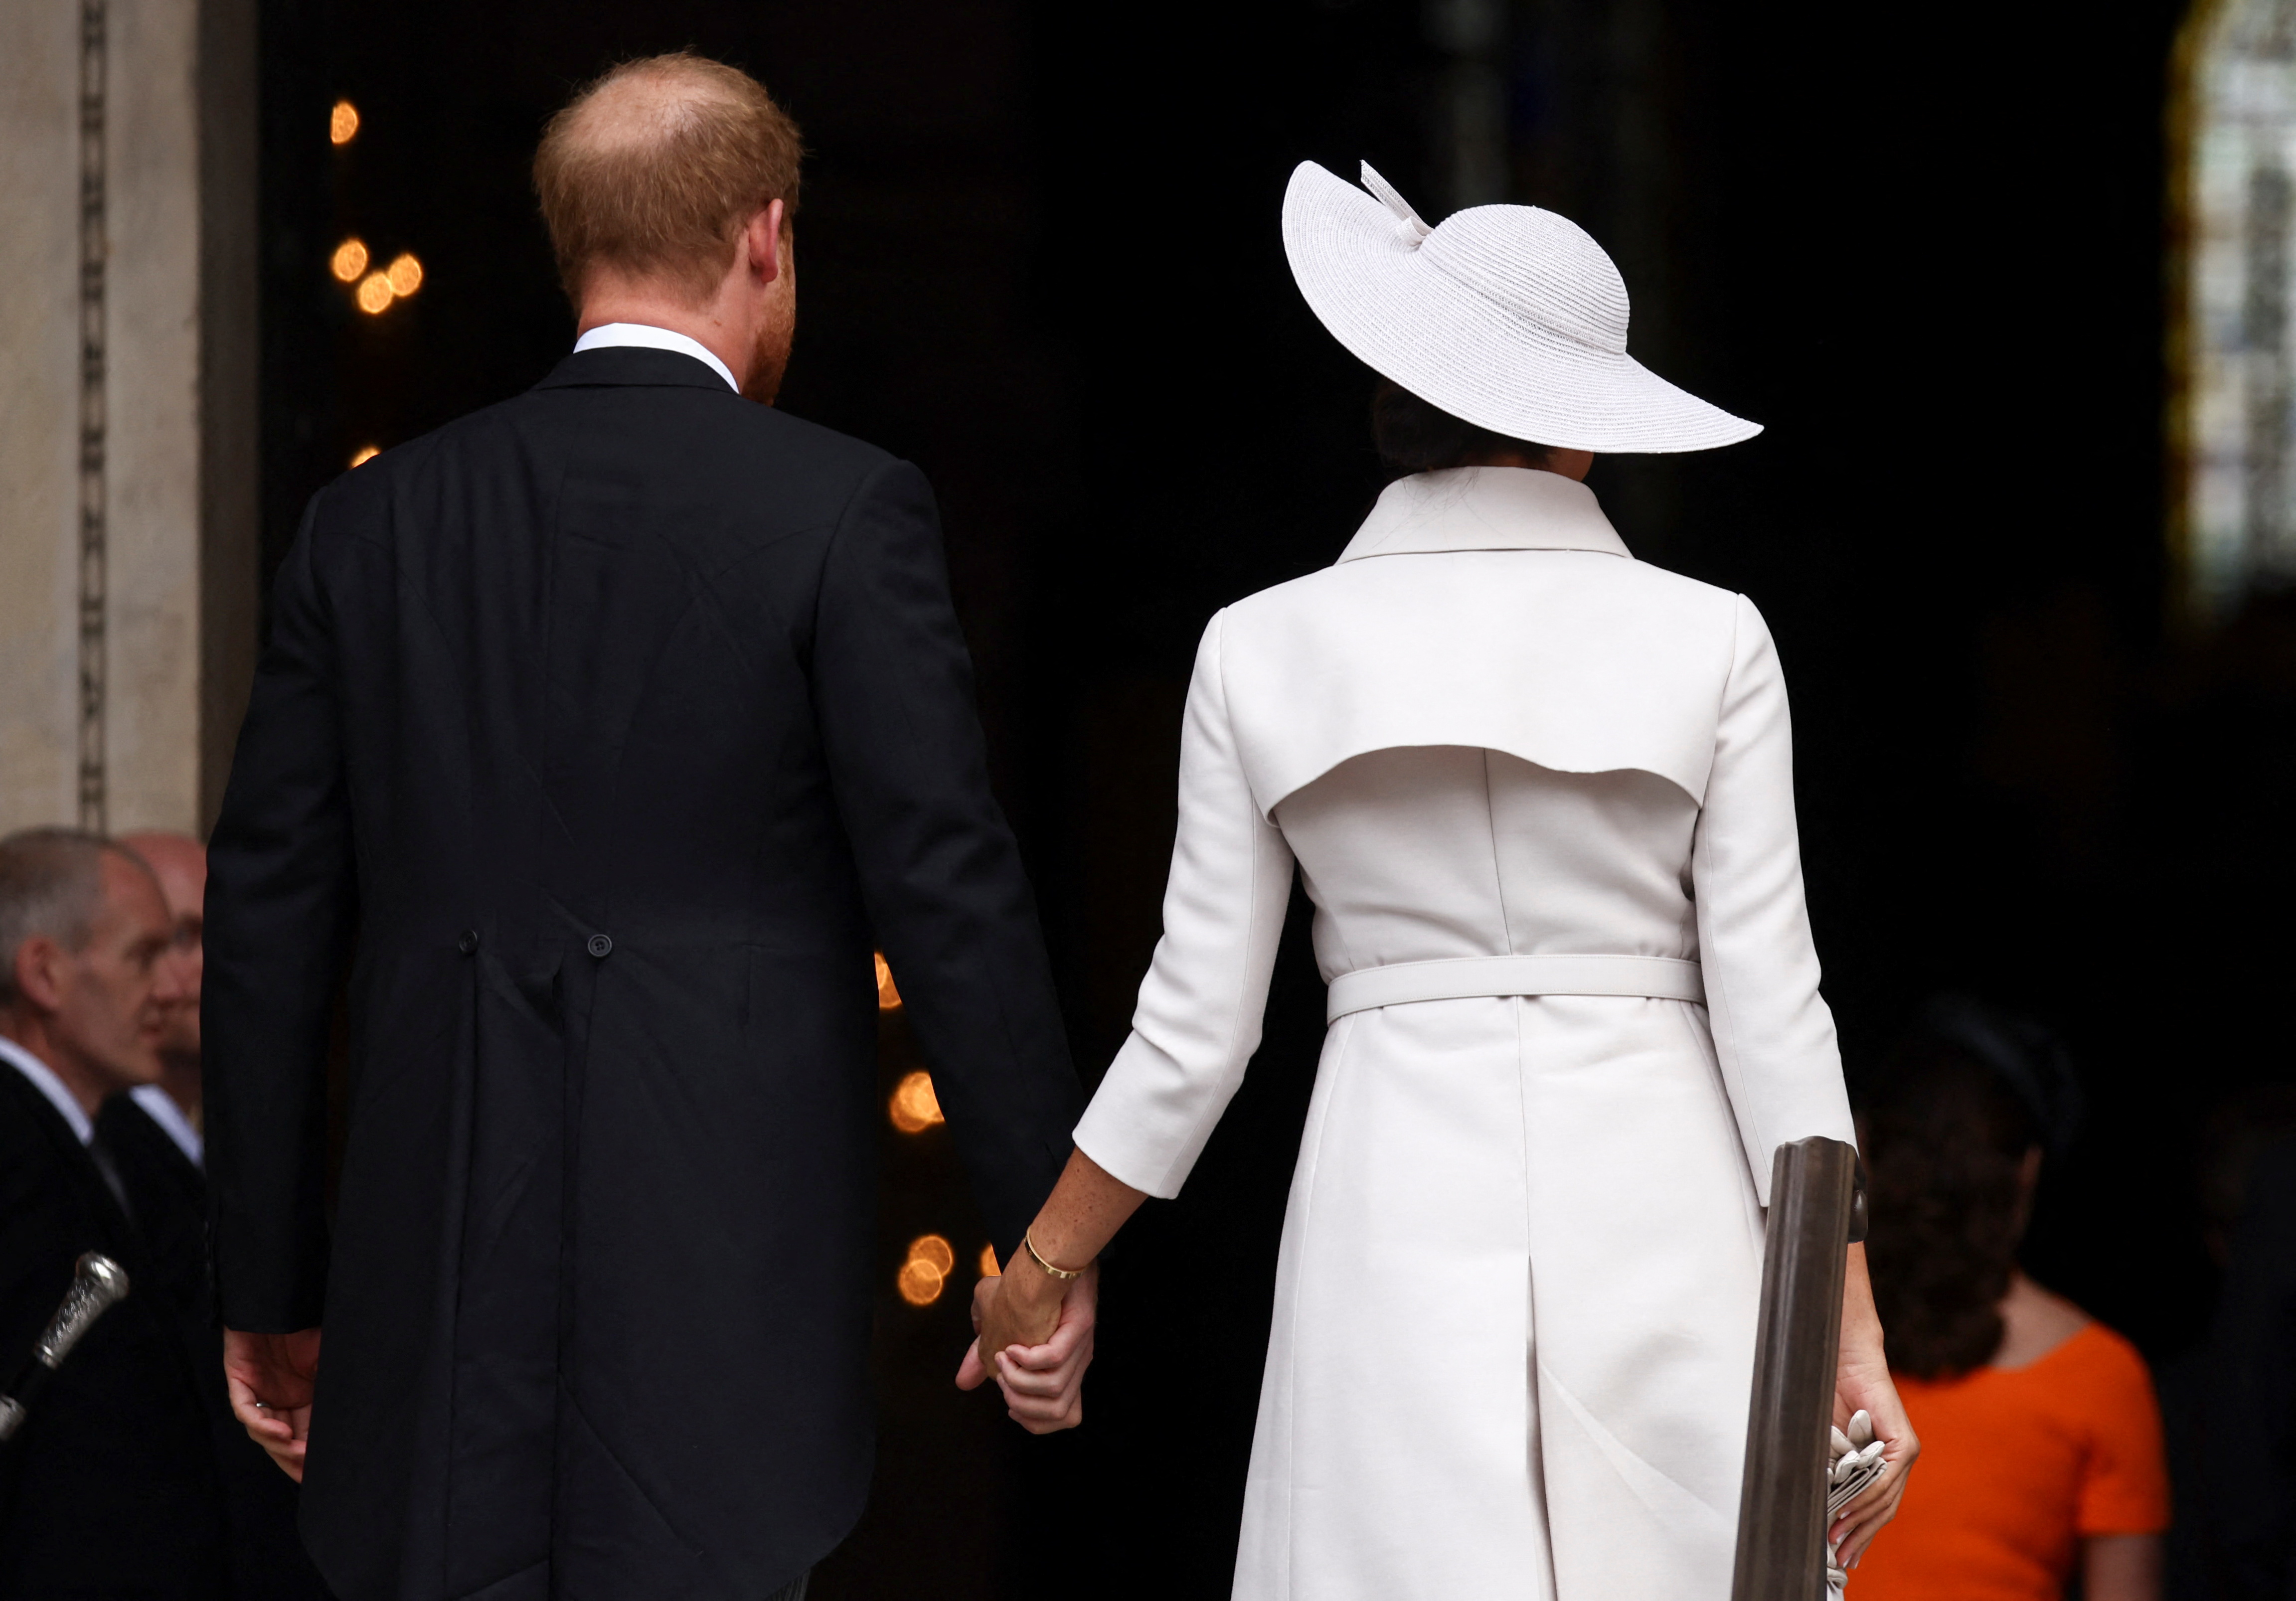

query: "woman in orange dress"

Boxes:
[1855, 1000, 2168, 1601]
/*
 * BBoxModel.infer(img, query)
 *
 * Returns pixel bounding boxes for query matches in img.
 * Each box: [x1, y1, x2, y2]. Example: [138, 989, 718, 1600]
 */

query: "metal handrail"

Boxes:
[1730, 1136, 1865, 1601]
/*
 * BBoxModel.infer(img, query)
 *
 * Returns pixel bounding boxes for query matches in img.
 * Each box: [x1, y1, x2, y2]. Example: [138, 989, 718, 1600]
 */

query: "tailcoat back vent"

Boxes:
[202, 347, 1081, 1601]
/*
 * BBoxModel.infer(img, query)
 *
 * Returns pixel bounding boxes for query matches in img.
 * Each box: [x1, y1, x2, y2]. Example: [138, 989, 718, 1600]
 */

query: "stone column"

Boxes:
[0, 0, 258, 839]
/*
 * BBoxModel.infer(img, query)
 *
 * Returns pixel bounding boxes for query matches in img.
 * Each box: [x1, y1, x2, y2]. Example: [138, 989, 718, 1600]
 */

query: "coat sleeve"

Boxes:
[1072, 611, 1296, 1198]
[202, 501, 357, 1331]
[1690, 595, 1855, 1206]
[811, 461, 1081, 1258]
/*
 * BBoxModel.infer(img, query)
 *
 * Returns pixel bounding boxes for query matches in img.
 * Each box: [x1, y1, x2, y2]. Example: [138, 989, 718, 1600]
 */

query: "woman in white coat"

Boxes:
[964, 161, 1918, 1600]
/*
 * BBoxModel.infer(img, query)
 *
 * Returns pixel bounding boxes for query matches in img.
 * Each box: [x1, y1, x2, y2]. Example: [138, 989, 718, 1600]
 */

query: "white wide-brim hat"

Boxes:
[1282, 160, 1760, 454]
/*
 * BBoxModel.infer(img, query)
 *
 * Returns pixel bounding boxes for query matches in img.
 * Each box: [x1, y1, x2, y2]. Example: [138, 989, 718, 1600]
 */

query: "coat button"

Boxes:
[587, 934, 613, 959]
[458, 930, 479, 955]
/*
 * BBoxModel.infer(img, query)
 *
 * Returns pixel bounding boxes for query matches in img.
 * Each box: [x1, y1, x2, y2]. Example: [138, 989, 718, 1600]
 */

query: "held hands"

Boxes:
[954, 1254, 1097, 1434]
[223, 1326, 323, 1481]
[952, 1150, 1141, 1435]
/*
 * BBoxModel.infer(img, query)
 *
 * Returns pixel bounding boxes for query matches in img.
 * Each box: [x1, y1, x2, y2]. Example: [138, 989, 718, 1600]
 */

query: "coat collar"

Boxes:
[1335, 467, 1631, 564]
[573, 322, 740, 391]
[129, 1083, 203, 1169]
[533, 346, 739, 393]
[0, 1033, 91, 1145]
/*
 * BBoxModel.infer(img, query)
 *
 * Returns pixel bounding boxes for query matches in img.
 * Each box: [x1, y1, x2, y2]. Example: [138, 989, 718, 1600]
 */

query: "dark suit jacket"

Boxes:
[203, 347, 1082, 1601]
[96, 1096, 333, 1601]
[0, 1066, 225, 1599]
[95, 1099, 206, 1324]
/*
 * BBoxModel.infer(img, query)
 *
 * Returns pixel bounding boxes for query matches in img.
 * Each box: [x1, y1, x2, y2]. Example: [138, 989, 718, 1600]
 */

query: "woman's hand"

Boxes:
[1829, 1244, 1918, 1567]
[955, 1263, 1098, 1433]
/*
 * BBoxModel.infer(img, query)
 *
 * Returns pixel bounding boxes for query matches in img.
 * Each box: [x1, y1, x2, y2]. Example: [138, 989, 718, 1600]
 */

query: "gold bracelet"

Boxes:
[1021, 1229, 1082, 1281]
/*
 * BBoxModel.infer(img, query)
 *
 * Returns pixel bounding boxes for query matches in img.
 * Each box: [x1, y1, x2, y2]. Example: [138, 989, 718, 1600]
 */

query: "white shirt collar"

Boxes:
[572, 322, 741, 393]
[1336, 466, 1632, 564]
[130, 1082, 203, 1168]
[0, 1034, 93, 1146]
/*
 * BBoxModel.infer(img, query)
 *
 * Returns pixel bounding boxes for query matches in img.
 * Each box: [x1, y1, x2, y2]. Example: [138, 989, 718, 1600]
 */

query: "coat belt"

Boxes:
[1324, 954, 1705, 1023]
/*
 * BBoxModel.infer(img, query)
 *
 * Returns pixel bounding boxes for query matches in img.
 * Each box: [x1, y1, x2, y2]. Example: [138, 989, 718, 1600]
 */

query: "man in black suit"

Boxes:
[0, 827, 222, 1598]
[96, 832, 330, 1601]
[206, 52, 1091, 1601]
[97, 835, 211, 1331]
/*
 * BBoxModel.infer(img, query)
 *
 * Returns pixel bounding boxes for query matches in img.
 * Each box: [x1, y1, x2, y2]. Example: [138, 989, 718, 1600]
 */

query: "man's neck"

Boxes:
[0, 1012, 105, 1118]
[157, 1055, 202, 1128]
[575, 297, 749, 390]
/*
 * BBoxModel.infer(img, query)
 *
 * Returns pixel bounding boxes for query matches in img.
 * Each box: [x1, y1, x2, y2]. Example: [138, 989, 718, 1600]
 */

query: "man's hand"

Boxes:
[975, 1246, 1067, 1358]
[223, 1326, 322, 1481]
[954, 1262, 1097, 1434]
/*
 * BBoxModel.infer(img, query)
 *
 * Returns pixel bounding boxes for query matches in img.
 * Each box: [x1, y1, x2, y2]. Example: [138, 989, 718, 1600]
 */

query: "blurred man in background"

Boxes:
[97, 831, 332, 1601]
[0, 827, 223, 1597]
[109, 831, 207, 1162]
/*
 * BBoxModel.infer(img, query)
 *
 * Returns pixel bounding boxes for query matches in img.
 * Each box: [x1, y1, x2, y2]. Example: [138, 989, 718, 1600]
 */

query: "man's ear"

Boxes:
[749, 199, 786, 285]
[12, 937, 65, 1014]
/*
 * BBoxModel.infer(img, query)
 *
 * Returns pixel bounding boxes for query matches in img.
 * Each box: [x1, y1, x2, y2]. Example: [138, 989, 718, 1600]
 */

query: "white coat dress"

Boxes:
[1072, 466, 1857, 1601]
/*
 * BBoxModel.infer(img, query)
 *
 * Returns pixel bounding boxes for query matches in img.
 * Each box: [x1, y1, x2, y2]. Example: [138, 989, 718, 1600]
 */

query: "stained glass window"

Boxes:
[2180, 0, 2296, 621]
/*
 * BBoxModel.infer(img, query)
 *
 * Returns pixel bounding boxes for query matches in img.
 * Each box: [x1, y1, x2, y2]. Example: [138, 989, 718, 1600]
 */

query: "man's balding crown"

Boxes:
[556, 58, 745, 153]
[533, 51, 802, 304]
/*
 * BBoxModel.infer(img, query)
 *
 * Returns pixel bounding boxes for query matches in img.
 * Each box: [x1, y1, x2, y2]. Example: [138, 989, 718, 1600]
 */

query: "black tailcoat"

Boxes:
[0, 1067, 227, 1598]
[96, 1096, 333, 1601]
[203, 349, 1081, 1601]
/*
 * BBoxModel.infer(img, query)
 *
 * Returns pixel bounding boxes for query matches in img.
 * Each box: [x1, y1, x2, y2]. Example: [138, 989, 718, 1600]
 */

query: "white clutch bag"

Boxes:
[1824, 1410, 1888, 1597]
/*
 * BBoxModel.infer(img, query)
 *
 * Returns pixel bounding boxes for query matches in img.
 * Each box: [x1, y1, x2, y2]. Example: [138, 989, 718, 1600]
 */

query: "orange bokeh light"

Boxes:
[978, 1244, 999, 1277]
[888, 1070, 942, 1134]
[896, 1258, 945, 1306]
[348, 445, 380, 469]
[873, 952, 901, 1010]
[330, 238, 368, 282]
[329, 100, 359, 145]
[355, 273, 395, 315]
[386, 252, 423, 297]
[897, 1235, 959, 1305]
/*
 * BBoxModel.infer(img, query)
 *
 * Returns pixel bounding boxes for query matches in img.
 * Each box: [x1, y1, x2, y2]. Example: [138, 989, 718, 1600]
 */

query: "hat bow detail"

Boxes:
[1359, 162, 1432, 243]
